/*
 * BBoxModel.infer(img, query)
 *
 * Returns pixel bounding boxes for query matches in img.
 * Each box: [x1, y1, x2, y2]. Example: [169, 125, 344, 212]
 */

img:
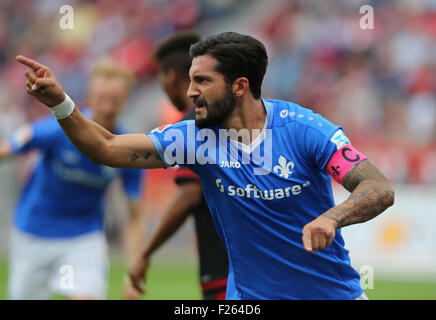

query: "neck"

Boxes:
[223, 97, 266, 143]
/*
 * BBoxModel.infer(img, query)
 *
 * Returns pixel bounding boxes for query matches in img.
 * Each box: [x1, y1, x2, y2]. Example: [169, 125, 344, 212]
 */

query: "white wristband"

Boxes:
[50, 93, 75, 120]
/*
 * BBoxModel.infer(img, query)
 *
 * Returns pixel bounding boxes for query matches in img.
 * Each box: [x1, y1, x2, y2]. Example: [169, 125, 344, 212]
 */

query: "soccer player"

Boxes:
[134, 31, 228, 300]
[0, 59, 145, 300]
[16, 31, 394, 300]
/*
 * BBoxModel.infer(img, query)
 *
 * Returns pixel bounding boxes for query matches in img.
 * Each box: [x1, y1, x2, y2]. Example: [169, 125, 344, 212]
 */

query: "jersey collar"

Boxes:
[227, 98, 273, 154]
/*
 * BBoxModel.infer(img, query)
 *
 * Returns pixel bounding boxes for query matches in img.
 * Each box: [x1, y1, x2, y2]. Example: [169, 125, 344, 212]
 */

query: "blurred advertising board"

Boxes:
[335, 185, 436, 279]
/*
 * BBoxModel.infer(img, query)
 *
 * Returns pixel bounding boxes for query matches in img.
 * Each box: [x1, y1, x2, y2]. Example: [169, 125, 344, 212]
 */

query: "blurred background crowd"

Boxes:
[0, 0, 436, 298]
[1, 0, 435, 185]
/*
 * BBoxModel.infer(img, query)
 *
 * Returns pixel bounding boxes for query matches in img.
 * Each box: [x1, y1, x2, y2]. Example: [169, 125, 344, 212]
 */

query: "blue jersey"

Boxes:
[147, 99, 363, 300]
[9, 111, 143, 238]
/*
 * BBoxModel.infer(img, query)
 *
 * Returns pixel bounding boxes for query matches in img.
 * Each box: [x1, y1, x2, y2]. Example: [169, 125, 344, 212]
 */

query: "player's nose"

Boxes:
[187, 81, 199, 99]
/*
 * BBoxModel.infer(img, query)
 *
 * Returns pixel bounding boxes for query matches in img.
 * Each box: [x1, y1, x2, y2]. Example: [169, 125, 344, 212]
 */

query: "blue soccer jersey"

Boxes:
[9, 111, 143, 238]
[147, 99, 364, 300]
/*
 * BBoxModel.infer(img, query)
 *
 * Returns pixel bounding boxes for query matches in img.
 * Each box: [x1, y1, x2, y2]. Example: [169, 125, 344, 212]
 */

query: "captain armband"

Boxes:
[326, 145, 368, 184]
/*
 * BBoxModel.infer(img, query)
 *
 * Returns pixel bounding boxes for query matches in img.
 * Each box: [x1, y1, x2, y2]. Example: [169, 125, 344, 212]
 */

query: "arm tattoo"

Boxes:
[143, 151, 160, 162]
[143, 152, 152, 161]
[130, 153, 139, 165]
[130, 150, 162, 167]
[323, 159, 395, 229]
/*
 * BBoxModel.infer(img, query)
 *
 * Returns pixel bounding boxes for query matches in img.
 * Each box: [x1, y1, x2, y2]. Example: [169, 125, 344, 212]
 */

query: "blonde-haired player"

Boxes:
[0, 58, 145, 300]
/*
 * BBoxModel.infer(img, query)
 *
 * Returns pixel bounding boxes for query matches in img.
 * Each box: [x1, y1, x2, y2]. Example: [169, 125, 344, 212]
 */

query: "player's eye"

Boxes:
[194, 76, 208, 83]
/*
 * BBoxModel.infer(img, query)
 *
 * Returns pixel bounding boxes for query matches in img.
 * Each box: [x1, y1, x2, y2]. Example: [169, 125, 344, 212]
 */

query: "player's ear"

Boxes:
[166, 69, 178, 86]
[232, 77, 249, 97]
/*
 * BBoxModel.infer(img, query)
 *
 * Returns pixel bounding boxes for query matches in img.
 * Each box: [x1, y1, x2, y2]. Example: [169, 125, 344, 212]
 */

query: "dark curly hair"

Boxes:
[189, 32, 268, 100]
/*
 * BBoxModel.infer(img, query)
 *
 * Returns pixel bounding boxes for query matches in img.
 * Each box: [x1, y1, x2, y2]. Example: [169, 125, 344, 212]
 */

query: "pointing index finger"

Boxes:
[16, 55, 42, 71]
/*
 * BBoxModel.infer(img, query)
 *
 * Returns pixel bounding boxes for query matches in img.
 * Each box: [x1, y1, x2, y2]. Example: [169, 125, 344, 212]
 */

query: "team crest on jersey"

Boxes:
[273, 155, 295, 178]
[150, 124, 173, 133]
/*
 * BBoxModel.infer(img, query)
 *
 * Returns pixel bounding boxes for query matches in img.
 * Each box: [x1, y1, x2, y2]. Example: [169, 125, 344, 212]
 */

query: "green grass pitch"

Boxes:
[0, 256, 435, 300]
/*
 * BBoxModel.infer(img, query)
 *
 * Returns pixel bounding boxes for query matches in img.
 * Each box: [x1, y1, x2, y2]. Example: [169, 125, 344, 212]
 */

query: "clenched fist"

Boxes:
[302, 216, 337, 253]
[16, 55, 66, 108]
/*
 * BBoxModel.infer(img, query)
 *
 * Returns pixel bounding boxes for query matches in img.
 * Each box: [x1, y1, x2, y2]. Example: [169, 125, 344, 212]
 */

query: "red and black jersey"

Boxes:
[174, 108, 228, 299]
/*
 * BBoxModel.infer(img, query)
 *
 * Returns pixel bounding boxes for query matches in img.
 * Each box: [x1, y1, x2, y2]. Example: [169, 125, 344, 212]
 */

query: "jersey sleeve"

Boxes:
[300, 115, 368, 184]
[120, 168, 144, 201]
[173, 166, 201, 185]
[9, 116, 59, 154]
[300, 114, 342, 171]
[325, 141, 368, 185]
[145, 120, 197, 170]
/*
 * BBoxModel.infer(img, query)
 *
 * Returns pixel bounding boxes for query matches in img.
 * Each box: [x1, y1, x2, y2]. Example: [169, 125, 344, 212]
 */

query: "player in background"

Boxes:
[135, 31, 228, 300]
[0, 59, 145, 300]
[16, 31, 394, 299]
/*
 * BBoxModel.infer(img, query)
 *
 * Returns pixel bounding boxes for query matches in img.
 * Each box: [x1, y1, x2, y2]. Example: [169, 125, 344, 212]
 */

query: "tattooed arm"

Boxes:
[323, 159, 394, 228]
[302, 159, 394, 253]
[16, 55, 163, 169]
[57, 108, 164, 169]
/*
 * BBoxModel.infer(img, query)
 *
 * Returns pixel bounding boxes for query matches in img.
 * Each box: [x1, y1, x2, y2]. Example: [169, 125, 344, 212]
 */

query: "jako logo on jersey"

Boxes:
[273, 155, 294, 178]
[220, 161, 241, 168]
[150, 124, 173, 133]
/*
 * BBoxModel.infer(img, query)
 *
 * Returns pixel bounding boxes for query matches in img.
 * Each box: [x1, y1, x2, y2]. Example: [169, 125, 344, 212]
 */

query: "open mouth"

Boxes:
[195, 101, 207, 111]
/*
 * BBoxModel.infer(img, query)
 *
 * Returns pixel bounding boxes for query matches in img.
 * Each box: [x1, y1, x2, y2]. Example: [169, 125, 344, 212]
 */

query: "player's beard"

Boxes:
[195, 85, 236, 129]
